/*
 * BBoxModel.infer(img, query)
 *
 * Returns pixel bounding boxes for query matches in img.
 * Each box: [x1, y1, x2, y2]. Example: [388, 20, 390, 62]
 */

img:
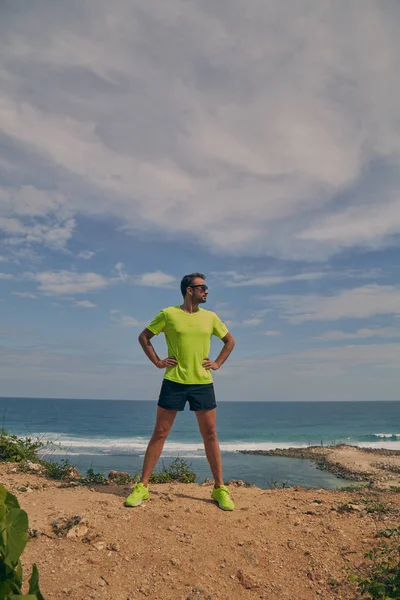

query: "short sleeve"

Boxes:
[146, 310, 166, 335]
[212, 313, 229, 339]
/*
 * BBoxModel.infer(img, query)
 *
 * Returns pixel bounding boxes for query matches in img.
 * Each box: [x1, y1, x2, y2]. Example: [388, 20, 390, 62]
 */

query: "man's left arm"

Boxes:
[202, 332, 235, 371]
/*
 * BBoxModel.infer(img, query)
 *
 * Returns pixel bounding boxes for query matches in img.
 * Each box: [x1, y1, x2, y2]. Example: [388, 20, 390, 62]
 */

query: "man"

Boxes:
[125, 272, 236, 510]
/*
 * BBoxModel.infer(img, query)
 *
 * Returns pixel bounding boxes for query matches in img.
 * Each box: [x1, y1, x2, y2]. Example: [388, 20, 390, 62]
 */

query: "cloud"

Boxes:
[233, 342, 400, 372]
[110, 309, 141, 327]
[0, 186, 75, 251]
[298, 193, 400, 251]
[34, 270, 109, 295]
[11, 291, 38, 299]
[74, 300, 96, 308]
[114, 262, 129, 282]
[1, 2, 400, 259]
[77, 250, 96, 260]
[316, 327, 400, 341]
[0, 273, 14, 280]
[260, 330, 282, 336]
[219, 271, 325, 287]
[266, 285, 400, 323]
[242, 318, 264, 327]
[133, 271, 176, 288]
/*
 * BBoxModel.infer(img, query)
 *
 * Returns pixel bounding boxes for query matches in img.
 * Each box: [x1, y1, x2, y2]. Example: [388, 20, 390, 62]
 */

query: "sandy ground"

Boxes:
[1, 447, 400, 600]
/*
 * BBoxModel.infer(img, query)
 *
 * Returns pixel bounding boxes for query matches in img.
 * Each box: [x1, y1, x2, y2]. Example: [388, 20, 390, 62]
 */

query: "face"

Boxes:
[188, 277, 208, 303]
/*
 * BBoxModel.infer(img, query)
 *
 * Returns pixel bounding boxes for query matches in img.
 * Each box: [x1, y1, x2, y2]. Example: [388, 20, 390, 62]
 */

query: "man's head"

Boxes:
[180, 272, 208, 303]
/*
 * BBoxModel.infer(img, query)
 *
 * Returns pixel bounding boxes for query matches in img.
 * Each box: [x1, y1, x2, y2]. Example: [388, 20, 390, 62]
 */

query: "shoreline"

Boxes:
[239, 443, 400, 487]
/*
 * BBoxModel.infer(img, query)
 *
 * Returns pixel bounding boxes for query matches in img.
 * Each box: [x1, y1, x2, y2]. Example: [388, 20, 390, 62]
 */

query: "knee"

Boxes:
[152, 424, 171, 441]
[202, 426, 217, 443]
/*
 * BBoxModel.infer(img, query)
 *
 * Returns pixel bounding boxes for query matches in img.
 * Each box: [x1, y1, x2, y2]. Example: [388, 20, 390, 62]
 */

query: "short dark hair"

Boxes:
[180, 272, 206, 298]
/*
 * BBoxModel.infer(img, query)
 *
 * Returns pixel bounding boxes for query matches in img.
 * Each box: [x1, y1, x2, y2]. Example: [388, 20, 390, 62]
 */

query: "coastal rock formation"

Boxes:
[239, 444, 400, 486]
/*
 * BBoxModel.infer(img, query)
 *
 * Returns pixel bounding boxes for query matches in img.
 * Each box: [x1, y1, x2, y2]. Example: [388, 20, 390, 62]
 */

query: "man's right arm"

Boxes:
[138, 328, 178, 369]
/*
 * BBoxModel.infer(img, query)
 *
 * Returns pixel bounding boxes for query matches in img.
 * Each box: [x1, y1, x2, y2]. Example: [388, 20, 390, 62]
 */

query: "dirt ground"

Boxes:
[1, 455, 400, 600]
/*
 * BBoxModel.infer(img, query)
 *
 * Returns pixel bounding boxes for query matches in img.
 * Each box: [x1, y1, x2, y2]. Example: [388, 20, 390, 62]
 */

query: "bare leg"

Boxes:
[141, 406, 177, 486]
[195, 409, 224, 488]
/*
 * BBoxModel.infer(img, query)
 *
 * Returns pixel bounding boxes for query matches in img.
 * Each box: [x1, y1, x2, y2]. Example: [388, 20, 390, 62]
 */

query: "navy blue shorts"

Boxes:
[158, 379, 216, 412]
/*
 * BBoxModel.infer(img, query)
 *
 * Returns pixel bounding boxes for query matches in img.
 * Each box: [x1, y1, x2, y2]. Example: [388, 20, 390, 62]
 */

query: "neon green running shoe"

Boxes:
[125, 482, 149, 507]
[211, 485, 235, 511]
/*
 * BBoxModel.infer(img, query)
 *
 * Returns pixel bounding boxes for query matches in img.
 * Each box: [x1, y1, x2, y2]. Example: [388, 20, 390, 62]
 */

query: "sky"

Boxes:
[1, 0, 400, 401]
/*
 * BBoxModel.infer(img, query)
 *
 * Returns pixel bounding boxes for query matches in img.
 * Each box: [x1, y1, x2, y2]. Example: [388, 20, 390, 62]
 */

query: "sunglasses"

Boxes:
[188, 284, 208, 291]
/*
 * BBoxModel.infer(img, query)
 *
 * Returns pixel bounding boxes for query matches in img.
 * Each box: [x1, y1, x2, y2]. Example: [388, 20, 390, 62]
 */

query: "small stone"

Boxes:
[26, 461, 44, 473]
[287, 539, 295, 549]
[66, 522, 89, 538]
[65, 466, 82, 481]
[167, 494, 175, 502]
[99, 579, 106, 587]
[92, 541, 106, 551]
[348, 504, 362, 512]
[236, 569, 258, 589]
[107, 542, 121, 552]
[170, 558, 180, 566]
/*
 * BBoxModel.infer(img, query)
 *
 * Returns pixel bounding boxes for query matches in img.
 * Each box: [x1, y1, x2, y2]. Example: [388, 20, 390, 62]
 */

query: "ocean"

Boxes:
[1, 398, 399, 489]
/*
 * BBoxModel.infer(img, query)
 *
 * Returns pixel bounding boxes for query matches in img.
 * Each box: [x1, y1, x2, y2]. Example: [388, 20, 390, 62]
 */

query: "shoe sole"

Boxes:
[125, 496, 149, 507]
[212, 499, 234, 511]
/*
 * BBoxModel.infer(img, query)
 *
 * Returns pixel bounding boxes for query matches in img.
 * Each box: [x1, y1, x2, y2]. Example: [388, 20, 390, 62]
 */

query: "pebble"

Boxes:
[92, 541, 106, 551]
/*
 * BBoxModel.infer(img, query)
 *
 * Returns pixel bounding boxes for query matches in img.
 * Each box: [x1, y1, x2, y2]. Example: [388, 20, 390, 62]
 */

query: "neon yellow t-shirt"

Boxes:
[146, 306, 229, 385]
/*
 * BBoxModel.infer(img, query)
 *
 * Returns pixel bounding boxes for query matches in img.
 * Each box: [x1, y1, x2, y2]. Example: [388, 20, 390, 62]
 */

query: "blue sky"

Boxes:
[1, 0, 400, 401]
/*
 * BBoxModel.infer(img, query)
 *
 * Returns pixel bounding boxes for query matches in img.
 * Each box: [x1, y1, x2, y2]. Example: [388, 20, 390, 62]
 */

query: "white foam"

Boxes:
[356, 441, 400, 450]
[33, 433, 400, 457]
[371, 433, 400, 439]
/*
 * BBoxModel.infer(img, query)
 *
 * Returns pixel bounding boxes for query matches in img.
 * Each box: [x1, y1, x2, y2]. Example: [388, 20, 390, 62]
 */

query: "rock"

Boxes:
[26, 461, 44, 473]
[92, 541, 106, 551]
[287, 539, 295, 549]
[227, 479, 246, 487]
[186, 586, 213, 600]
[66, 521, 89, 538]
[65, 466, 82, 481]
[52, 516, 82, 537]
[348, 504, 362, 512]
[107, 542, 121, 552]
[236, 569, 258, 589]
[202, 478, 214, 486]
[170, 558, 180, 566]
[108, 470, 131, 483]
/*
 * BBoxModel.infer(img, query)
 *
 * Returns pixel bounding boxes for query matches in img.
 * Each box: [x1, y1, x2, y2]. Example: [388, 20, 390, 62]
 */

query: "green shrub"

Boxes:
[80, 469, 108, 485]
[349, 526, 400, 599]
[150, 458, 196, 484]
[40, 459, 72, 481]
[0, 430, 45, 463]
[0, 484, 45, 599]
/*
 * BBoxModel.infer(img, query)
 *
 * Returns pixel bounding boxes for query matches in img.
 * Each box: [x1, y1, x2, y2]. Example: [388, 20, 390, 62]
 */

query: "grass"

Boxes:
[0, 429, 197, 486]
[349, 526, 400, 599]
